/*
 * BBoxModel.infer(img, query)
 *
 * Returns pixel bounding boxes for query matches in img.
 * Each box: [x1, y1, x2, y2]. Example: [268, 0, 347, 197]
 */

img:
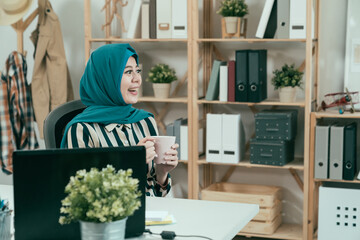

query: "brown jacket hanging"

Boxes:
[30, 0, 74, 138]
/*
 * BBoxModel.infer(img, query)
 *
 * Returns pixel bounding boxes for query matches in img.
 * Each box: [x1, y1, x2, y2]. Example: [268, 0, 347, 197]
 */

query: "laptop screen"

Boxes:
[12, 146, 146, 240]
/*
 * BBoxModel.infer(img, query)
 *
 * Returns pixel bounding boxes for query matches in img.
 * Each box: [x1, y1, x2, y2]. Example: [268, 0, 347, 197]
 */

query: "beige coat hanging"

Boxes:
[30, 0, 73, 138]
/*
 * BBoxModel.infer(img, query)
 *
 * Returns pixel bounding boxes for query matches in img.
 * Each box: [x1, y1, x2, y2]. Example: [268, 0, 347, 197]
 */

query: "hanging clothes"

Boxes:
[30, 0, 74, 138]
[0, 52, 39, 174]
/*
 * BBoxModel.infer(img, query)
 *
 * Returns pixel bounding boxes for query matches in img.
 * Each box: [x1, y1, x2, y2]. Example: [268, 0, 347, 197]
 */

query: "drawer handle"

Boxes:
[266, 128, 279, 132]
[260, 153, 272, 158]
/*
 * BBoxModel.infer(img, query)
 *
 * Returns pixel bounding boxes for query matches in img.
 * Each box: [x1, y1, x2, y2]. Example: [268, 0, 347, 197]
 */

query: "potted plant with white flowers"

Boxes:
[271, 63, 304, 102]
[146, 63, 177, 98]
[216, 0, 249, 34]
[59, 165, 141, 240]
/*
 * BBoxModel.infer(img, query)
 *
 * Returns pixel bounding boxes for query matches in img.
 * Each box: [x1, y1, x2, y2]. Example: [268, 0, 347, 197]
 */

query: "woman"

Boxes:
[60, 43, 178, 197]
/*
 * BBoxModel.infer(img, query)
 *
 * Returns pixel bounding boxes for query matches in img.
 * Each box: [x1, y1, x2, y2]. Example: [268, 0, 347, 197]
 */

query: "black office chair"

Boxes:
[43, 100, 86, 149]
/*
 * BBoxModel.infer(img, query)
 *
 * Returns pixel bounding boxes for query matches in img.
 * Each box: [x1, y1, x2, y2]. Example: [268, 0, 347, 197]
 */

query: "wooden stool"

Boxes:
[221, 18, 247, 39]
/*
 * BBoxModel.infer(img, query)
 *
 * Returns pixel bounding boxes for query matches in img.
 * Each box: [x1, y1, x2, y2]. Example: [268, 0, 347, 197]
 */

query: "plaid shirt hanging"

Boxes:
[0, 51, 39, 174]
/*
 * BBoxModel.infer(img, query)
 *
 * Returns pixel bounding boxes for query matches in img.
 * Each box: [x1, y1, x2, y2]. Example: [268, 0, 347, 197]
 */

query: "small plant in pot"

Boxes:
[146, 63, 177, 99]
[271, 63, 304, 103]
[216, 0, 249, 34]
[59, 165, 141, 240]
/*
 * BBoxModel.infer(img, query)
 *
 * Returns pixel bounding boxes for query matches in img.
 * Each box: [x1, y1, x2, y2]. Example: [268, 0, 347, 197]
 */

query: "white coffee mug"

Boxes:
[153, 136, 176, 164]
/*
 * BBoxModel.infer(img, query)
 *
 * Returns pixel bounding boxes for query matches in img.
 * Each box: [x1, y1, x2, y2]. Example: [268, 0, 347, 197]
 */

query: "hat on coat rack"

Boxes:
[0, 0, 34, 25]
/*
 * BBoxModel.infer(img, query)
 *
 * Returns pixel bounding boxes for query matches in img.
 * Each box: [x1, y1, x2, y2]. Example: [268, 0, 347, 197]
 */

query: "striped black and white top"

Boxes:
[63, 116, 171, 197]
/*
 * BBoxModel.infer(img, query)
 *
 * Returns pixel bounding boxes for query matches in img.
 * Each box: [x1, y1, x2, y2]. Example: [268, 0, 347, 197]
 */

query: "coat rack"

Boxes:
[10, 8, 39, 56]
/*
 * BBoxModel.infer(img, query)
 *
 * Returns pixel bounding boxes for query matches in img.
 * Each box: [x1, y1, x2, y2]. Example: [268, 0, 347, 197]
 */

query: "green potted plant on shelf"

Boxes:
[216, 0, 249, 35]
[59, 165, 141, 240]
[271, 63, 304, 102]
[146, 63, 177, 98]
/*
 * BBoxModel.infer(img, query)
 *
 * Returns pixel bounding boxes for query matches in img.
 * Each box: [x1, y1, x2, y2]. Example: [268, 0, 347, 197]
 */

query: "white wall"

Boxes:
[318, 0, 348, 99]
[0, 0, 88, 185]
[0, 0, 350, 224]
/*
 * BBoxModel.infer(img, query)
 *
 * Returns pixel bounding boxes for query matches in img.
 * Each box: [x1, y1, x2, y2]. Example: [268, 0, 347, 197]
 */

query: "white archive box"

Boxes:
[171, 0, 187, 39]
[156, 0, 172, 38]
[206, 114, 222, 163]
[206, 113, 246, 164]
[318, 185, 360, 240]
[222, 114, 245, 164]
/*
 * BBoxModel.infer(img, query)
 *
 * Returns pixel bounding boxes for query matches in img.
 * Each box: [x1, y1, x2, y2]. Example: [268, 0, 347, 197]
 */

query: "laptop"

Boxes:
[12, 146, 146, 240]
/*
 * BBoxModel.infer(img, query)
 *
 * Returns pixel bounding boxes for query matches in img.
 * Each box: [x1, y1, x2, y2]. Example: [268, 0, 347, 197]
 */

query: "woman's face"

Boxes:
[120, 56, 142, 104]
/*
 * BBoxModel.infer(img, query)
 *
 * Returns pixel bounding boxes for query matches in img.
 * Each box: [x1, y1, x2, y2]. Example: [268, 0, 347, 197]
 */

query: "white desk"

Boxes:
[2, 183, 258, 240]
[130, 197, 259, 240]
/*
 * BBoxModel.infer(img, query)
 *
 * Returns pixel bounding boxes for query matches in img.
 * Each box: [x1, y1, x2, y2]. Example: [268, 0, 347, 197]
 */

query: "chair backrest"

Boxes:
[43, 100, 86, 149]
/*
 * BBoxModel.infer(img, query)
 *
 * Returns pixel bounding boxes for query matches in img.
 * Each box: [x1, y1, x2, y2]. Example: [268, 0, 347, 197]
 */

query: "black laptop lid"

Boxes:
[13, 146, 146, 240]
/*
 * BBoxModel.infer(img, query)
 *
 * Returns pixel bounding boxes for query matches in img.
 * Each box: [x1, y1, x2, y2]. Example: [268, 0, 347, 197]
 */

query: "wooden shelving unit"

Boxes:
[138, 97, 188, 103]
[313, 178, 360, 183]
[198, 157, 305, 171]
[308, 111, 360, 239]
[311, 111, 360, 119]
[198, 38, 308, 43]
[84, 0, 320, 239]
[89, 38, 188, 43]
[83, 0, 194, 196]
[238, 223, 303, 240]
[198, 99, 306, 107]
[191, 0, 318, 239]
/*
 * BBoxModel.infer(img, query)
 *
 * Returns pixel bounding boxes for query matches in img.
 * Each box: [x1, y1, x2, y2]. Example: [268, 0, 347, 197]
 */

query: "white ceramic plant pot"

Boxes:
[279, 86, 297, 102]
[153, 83, 171, 98]
[80, 217, 127, 240]
[224, 17, 238, 34]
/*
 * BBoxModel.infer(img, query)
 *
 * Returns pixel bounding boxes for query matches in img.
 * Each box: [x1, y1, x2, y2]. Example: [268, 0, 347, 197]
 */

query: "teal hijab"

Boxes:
[60, 43, 153, 148]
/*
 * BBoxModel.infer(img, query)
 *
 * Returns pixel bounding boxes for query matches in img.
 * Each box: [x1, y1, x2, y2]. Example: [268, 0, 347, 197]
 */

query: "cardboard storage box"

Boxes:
[201, 182, 282, 234]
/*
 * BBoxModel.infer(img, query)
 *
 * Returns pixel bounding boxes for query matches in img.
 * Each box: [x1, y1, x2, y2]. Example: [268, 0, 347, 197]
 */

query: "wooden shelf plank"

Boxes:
[89, 38, 188, 43]
[138, 96, 188, 103]
[313, 111, 360, 118]
[197, 159, 207, 164]
[198, 99, 305, 107]
[197, 157, 304, 170]
[238, 223, 302, 240]
[179, 160, 188, 164]
[197, 38, 318, 43]
[314, 178, 360, 184]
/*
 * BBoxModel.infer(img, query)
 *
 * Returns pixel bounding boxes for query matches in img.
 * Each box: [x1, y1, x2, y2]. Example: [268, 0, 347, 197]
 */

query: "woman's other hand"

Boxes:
[137, 136, 156, 164]
[155, 143, 179, 185]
